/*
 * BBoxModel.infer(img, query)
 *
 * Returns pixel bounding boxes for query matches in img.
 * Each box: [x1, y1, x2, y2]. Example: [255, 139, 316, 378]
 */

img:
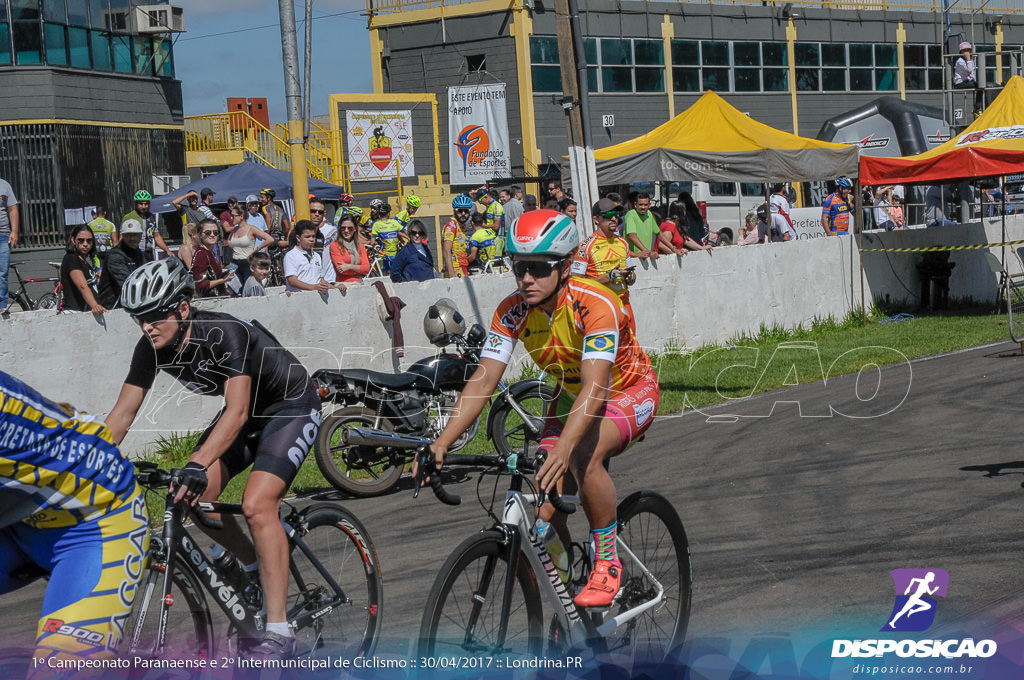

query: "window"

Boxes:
[113, 33, 132, 72]
[68, 26, 89, 68]
[763, 43, 787, 66]
[634, 40, 663, 65]
[635, 67, 664, 92]
[44, 0, 67, 22]
[822, 44, 846, 67]
[532, 65, 560, 92]
[740, 183, 764, 197]
[68, 0, 89, 27]
[155, 36, 172, 77]
[45, 23, 68, 65]
[734, 42, 760, 67]
[795, 43, 820, 67]
[903, 43, 945, 91]
[91, 30, 112, 70]
[466, 54, 485, 72]
[709, 182, 736, 197]
[0, 23, 10, 65]
[672, 40, 699, 65]
[601, 39, 632, 66]
[531, 36, 558, 64]
[134, 34, 153, 74]
[13, 21, 41, 65]
[702, 41, 729, 66]
[602, 67, 632, 93]
[672, 68, 700, 92]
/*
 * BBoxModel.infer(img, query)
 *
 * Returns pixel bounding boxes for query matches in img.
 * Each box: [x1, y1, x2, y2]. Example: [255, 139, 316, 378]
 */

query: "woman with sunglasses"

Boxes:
[328, 214, 371, 283]
[192, 218, 235, 297]
[60, 225, 106, 314]
[390, 219, 435, 283]
[414, 209, 659, 609]
[228, 206, 273, 286]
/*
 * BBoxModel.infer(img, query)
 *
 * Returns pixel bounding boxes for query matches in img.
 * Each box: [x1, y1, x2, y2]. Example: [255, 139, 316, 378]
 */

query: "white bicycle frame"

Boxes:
[500, 488, 667, 648]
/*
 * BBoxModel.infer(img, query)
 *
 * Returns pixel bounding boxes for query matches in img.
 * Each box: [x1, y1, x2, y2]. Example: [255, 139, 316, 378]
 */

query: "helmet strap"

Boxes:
[170, 303, 190, 353]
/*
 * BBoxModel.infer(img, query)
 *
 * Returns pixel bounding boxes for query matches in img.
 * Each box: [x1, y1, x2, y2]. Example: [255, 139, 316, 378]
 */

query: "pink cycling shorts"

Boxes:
[539, 371, 660, 453]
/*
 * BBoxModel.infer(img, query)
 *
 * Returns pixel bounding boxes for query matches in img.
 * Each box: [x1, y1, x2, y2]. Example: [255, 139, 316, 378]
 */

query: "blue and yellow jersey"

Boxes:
[0, 371, 136, 529]
[469, 227, 499, 264]
[484, 200, 504, 228]
[394, 208, 415, 228]
[822, 192, 852, 234]
[371, 217, 406, 257]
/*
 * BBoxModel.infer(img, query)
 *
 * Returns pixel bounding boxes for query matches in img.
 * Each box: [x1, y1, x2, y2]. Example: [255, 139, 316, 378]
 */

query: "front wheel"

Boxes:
[606, 491, 692, 665]
[489, 382, 556, 457]
[126, 555, 214, 661]
[419, 530, 544, 659]
[314, 406, 405, 497]
[288, 504, 384, 659]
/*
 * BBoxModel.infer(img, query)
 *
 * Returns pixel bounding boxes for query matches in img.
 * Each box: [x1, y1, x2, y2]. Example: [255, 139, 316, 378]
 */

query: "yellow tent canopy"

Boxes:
[590, 90, 859, 183]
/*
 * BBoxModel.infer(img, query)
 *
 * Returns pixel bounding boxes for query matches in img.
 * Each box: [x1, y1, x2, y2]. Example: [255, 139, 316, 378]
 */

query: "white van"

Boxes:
[625, 181, 827, 242]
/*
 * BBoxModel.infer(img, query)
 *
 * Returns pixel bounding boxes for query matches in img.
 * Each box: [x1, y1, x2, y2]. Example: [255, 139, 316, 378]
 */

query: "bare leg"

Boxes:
[242, 471, 289, 624]
[191, 459, 255, 564]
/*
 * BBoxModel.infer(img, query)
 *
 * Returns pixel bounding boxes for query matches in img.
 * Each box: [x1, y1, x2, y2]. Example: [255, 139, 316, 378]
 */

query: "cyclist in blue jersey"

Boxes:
[0, 370, 148, 672]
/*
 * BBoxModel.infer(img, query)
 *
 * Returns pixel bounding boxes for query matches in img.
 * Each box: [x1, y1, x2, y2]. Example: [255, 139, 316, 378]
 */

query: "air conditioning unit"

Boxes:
[131, 5, 185, 34]
[152, 175, 191, 195]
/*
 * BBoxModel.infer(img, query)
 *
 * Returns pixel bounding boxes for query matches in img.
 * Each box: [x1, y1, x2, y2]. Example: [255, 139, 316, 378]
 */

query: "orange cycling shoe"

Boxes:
[574, 559, 621, 608]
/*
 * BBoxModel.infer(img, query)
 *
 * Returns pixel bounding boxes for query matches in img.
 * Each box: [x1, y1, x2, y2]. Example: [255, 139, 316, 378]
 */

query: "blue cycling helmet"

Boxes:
[452, 194, 474, 210]
[836, 176, 853, 188]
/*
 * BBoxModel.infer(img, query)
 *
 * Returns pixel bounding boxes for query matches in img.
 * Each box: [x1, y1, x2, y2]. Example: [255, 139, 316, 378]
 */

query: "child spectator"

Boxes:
[243, 251, 271, 297]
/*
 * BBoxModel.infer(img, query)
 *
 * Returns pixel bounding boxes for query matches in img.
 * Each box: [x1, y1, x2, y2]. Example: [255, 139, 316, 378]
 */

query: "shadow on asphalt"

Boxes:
[960, 460, 1024, 484]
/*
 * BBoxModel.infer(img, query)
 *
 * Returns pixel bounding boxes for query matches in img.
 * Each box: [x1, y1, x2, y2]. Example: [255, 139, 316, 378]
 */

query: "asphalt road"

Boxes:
[6, 340, 1024, 677]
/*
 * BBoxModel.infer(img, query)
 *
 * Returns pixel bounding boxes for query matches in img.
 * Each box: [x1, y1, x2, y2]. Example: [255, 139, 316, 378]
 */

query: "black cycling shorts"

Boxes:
[195, 386, 322, 485]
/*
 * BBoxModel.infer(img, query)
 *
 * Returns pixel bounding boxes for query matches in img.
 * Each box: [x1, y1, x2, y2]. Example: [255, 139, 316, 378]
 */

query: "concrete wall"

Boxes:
[3, 219, 1021, 455]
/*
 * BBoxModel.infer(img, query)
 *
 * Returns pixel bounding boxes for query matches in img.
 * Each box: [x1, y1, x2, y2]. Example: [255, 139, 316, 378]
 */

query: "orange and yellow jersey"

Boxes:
[442, 218, 469, 276]
[571, 232, 631, 300]
[483, 278, 652, 399]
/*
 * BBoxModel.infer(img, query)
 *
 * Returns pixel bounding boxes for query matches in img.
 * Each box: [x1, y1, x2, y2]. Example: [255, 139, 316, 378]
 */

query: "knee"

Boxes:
[241, 495, 280, 529]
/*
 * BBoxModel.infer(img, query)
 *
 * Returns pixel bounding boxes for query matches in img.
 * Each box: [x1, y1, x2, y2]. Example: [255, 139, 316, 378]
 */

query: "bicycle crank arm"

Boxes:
[594, 539, 665, 637]
[342, 427, 433, 450]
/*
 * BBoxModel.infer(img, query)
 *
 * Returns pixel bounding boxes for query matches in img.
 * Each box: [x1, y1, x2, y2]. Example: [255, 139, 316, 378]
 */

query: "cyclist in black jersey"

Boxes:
[104, 259, 321, 658]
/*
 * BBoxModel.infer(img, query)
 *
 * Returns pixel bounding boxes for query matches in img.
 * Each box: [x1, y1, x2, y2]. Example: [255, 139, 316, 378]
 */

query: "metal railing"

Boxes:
[367, 0, 1024, 15]
[184, 112, 335, 182]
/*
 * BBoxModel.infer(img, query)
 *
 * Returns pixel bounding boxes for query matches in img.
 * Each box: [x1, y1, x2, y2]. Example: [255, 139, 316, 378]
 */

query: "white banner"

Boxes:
[448, 84, 512, 184]
[346, 110, 415, 182]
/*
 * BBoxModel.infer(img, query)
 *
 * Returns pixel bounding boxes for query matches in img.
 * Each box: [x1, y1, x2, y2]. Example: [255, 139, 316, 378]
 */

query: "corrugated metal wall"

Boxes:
[0, 123, 185, 248]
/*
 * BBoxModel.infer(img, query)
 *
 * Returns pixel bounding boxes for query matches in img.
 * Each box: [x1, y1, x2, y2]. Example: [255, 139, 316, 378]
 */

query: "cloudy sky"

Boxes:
[172, 0, 373, 120]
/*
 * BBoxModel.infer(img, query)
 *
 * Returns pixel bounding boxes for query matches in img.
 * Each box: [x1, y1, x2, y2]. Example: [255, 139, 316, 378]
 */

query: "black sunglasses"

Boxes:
[132, 309, 173, 326]
[409, 230, 426, 236]
[310, 209, 325, 215]
[202, 229, 219, 236]
[512, 259, 563, 279]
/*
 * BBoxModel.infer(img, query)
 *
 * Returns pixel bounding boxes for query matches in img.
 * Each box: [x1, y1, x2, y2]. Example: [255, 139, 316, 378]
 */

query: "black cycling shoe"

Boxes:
[244, 631, 296, 659]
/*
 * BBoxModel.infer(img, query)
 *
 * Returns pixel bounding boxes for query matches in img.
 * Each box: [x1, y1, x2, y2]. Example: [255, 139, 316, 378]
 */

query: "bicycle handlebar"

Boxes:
[133, 462, 224, 529]
[411, 447, 576, 514]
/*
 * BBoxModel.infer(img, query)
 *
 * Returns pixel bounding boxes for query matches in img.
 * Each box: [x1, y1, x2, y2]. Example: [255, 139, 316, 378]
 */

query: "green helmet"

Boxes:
[134, 189, 152, 202]
[406, 194, 422, 208]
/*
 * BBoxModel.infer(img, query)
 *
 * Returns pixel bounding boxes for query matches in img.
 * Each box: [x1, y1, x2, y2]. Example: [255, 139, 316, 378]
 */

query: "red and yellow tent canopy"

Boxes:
[860, 76, 1024, 185]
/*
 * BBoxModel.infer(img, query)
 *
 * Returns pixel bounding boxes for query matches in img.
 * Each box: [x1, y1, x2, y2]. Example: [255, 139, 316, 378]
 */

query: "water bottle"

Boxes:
[212, 550, 249, 594]
[535, 519, 570, 583]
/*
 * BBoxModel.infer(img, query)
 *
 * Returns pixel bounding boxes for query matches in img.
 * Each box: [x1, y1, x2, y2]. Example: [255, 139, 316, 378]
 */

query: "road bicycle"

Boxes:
[366, 244, 389, 278]
[412, 448, 691, 669]
[3, 261, 60, 314]
[126, 462, 383, 661]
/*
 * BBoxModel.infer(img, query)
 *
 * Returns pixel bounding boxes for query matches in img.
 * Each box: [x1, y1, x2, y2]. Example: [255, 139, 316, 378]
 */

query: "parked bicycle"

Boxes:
[412, 448, 691, 669]
[3, 261, 60, 313]
[366, 244, 389, 278]
[126, 462, 383, 661]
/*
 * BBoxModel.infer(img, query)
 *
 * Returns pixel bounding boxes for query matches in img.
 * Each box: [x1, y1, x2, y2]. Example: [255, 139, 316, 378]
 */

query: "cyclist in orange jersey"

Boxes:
[414, 210, 659, 608]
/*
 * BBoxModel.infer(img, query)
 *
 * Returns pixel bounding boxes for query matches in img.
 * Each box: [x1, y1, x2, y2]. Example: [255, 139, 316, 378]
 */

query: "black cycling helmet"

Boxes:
[756, 202, 770, 219]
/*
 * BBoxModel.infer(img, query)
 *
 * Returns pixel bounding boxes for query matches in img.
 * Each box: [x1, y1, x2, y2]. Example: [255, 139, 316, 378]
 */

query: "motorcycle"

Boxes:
[311, 303, 555, 497]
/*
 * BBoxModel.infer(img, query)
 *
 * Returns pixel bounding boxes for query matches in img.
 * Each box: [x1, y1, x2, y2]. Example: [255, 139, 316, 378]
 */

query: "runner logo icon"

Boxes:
[882, 568, 949, 632]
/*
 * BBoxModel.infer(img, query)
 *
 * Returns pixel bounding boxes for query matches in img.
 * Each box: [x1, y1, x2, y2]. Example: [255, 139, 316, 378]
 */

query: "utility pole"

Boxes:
[554, 0, 596, 232]
[278, 0, 310, 219]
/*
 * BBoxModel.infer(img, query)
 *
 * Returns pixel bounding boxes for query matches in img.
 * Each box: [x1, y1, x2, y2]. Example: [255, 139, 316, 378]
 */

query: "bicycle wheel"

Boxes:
[419, 530, 544, 659]
[605, 490, 691, 664]
[4, 298, 28, 314]
[288, 504, 383, 659]
[126, 556, 215, 661]
[34, 292, 57, 310]
[314, 406, 405, 497]
[489, 382, 555, 457]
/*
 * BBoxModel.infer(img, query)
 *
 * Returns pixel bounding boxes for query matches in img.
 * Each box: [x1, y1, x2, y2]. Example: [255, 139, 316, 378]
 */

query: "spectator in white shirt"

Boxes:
[283, 220, 345, 293]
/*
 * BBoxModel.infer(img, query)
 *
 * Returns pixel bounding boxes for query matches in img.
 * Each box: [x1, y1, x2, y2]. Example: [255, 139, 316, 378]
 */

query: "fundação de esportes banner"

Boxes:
[346, 110, 415, 181]
[447, 83, 512, 185]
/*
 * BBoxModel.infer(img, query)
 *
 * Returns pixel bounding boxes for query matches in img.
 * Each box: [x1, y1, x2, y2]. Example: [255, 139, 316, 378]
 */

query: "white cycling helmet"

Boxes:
[121, 259, 194, 316]
[423, 298, 466, 345]
[505, 209, 579, 258]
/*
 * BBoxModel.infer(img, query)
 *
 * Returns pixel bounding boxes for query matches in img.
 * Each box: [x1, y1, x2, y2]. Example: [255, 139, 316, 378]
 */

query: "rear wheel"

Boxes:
[419, 531, 544, 659]
[602, 491, 691, 665]
[34, 292, 57, 310]
[314, 406, 405, 497]
[288, 504, 384, 659]
[489, 382, 556, 457]
[4, 298, 28, 314]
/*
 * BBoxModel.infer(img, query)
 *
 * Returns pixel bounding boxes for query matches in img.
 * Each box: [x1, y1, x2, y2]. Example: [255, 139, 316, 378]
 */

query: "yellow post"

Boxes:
[369, 27, 385, 95]
[995, 22, 1004, 84]
[289, 119, 310, 220]
[897, 21, 907, 100]
[662, 15, 675, 120]
[786, 18, 803, 207]
[510, 1, 541, 195]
